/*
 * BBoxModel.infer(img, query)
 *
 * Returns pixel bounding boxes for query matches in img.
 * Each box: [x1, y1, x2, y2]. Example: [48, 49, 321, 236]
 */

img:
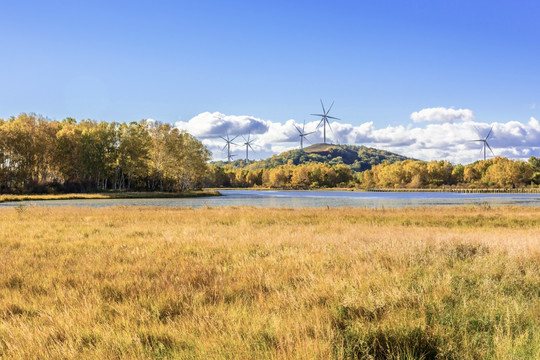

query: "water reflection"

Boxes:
[1, 190, 540, 208]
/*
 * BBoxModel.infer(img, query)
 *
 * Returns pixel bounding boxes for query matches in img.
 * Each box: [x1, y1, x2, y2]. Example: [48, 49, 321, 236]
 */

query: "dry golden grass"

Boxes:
[0, 191, 220, 203]
[0, 205, 539, 359]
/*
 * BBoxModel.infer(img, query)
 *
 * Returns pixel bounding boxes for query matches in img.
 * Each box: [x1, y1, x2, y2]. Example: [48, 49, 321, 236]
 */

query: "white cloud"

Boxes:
[410, 107, 475, 123]
[175, 111, 540, 164]
[175, 112, 269, 138]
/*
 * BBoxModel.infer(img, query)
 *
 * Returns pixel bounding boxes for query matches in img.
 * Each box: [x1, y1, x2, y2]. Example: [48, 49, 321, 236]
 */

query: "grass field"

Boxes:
[0, 191, 221, 203]
[0, 205, 539, 359]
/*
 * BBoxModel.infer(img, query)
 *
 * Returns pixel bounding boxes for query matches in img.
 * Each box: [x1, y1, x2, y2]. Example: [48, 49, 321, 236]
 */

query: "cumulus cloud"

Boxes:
[175, 110, 540, 164]
[410, 107, 475, 123]
[175, 112, 269, 138]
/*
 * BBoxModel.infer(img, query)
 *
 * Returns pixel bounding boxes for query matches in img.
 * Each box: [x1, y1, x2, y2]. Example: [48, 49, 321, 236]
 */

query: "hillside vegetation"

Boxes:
[213, 144, 410, 172]
[1, 206, 539, 359]
[209, 143, 540, 189]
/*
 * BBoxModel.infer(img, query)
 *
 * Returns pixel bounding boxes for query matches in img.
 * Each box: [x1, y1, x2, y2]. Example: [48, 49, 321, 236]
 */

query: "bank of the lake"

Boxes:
[212, 187, 540, 194]
[2, 189, 540, 208]
[0, 190, 221, 203]
[363, 187, 540, 193]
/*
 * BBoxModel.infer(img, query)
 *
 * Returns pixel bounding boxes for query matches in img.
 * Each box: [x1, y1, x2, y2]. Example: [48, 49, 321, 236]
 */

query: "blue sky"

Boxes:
[1, 1, 540, 162]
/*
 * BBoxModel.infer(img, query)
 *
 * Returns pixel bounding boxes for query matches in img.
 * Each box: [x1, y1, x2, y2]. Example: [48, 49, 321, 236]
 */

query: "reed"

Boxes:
[0, 206, 538, 359]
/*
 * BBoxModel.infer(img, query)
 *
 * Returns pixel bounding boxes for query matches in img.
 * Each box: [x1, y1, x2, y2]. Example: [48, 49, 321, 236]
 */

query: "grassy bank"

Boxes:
[0, 206, 539, 359]
[211, 187, 540, 194]
[0, 190, 221, 203]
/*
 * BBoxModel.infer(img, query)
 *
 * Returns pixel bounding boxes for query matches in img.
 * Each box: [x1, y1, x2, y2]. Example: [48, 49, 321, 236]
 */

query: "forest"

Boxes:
[209, 142, 540, 189]
[0, 114, 210, 193]
[207, 157, 540, 189]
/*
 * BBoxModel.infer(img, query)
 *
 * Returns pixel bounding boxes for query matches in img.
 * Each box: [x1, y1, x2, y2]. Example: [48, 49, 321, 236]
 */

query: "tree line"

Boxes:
[208, 157, 540, 189]
[208, 163, 354, 188]
[3, 113, 539, 193]
[361, 157, 539, 188]
[0, 114, 210, 193]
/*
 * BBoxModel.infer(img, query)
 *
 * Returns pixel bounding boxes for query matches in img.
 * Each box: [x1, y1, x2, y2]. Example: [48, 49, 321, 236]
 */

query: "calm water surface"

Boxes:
[2, 190, 540, 208]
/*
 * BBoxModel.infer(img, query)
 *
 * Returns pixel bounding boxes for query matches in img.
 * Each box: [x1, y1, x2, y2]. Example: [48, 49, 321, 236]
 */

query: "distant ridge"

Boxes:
[213, 143, 410, 172]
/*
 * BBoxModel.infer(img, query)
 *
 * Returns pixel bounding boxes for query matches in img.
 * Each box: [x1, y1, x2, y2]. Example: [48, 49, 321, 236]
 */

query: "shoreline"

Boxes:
[211, 187, 540, 194]
[0, 190, 222, 203]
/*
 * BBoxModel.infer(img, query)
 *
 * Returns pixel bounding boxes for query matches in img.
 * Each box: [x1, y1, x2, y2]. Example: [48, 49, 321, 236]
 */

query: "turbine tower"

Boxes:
[311, 99, 340, 144]
[242, 132, 255, 163]
[294, 120, 315, 149]
[219, 134, 238, 162]
[471, 126, 495, 161]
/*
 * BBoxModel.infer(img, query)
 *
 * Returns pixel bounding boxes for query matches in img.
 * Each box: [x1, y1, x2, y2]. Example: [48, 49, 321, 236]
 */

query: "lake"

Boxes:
[2, 190, 540, 208]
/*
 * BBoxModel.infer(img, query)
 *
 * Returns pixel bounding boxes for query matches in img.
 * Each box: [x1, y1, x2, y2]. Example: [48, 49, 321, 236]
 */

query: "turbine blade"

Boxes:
[305, 131, 316, 135]
[231, 135, 238, 141]
[294, 125, 303, 134]
[320, 99, 326, 114]
[222, 144, 228, 151]
[326, 116, 341, 120]
[486, 125, 494, 140]
[219, 136, 227, 141]
[316, 118, 325, 128]
[248, 143, 254, 151]
[310, 113, 324, 117]
[326, 101, 334, 115]
[486, 142, 495, 156]
[327, 120, 334, 134]
[327, 119, 336, 143]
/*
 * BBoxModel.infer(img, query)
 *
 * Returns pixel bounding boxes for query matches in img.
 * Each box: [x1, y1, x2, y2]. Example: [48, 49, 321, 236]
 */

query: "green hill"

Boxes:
[213, 144, 410, 172]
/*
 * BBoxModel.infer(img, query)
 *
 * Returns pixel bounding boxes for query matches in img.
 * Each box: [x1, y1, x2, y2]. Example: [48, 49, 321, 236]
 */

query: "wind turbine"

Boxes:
[219, 134, 238, 162]
[470, 126, 495, 161]
[311, 99, 340, 144]
[294, 120, 315, 149]
[242, 132, 255, 163]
